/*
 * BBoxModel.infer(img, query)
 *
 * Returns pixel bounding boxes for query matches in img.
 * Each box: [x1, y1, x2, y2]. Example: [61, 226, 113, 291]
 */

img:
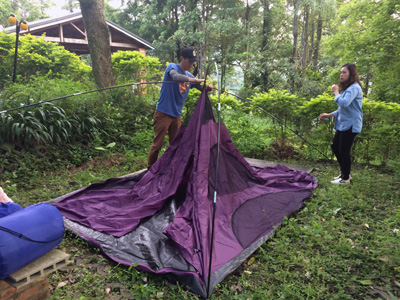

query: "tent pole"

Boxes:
[206, 62, 221, 299]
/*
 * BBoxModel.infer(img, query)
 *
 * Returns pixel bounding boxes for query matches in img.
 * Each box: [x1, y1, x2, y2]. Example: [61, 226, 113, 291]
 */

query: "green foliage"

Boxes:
[297, 94, 400, 164]
[358, 100, 400, 165]
[107, 0, 183, 62]
[181, 88, 202, 124]
[0, 0, 53, 27]
[323, 0, 400, 103]
[111, 50, 162, 84]
[0, 104, 71, 147]
[296, 68, 328, 100]
[221, 110, 274, 160]
[0, 32, 91, 88]
[209, 93, 243, 111]
[250, 89, 302, 144]
[297, 93, 338, 159]
[93, 87, 154, 148]
[0, 75, 100, 147]
[298, 92, 337, 130]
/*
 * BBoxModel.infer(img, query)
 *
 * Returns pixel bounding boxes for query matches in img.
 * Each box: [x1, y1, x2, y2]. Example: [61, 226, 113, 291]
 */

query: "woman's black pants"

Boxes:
[331, 128, 358, 180]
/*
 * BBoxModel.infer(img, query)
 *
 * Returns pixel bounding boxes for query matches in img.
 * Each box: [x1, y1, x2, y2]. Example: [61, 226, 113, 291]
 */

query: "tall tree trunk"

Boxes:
[200, 0, 207, 78]
[244, 0, 250, 86]
[301, 6, 309, 74]
[79, 0, 115, 89]
[364, 70, 370, 96]
[309, 13, 315, 66]
[313, 13, 322, 72]
[174, 6, 181, 62]
[221, 61, 226, 91]
[290, 0, 298, 94]
[261, 0, 270, 91]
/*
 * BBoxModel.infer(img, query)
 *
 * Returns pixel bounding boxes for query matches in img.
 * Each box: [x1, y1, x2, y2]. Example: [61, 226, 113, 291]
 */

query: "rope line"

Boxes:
[0, 81, 175, 114]
[1, 80, 330, 160]
[218, 89, 331, 161]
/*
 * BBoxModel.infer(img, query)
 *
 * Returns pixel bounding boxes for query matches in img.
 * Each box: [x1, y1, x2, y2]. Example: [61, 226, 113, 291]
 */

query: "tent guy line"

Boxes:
[221, 90, 332, 161]
[0, 81, 172, 114]
[0, 80, 331, 161]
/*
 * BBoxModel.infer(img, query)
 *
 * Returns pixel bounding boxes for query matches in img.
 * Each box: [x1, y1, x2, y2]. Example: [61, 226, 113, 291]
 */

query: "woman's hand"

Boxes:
[319, 113, 333, 120]
[331, 84, 339, 95]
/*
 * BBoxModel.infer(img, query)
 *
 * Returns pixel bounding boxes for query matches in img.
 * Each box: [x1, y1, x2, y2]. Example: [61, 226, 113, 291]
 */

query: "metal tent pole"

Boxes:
[206, 62, 221, 299]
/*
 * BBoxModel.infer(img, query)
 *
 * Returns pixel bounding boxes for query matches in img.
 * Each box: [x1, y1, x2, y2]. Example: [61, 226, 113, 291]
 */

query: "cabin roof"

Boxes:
[4, 12, 154, 55]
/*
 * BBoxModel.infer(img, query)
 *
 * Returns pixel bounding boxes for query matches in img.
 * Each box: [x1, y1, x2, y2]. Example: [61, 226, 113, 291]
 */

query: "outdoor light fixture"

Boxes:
[9, 14, 29, 83]
[20, 20, 28, 31]
[9, 14, 17, 24]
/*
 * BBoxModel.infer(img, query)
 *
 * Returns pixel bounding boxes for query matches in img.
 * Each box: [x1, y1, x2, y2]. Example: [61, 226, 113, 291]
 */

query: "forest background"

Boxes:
[0, 0, 399, 299]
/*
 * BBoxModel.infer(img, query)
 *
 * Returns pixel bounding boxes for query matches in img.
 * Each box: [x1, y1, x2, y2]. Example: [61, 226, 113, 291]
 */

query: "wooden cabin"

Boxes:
[4, 12, 154, 55]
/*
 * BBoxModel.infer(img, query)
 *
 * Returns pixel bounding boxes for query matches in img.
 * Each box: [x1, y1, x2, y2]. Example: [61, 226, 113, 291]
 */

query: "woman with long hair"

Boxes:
[320, 63, 363, 184]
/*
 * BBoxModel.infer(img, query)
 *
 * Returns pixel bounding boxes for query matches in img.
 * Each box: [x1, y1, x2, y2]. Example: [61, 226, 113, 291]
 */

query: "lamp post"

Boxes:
[9, 14, 28, 83]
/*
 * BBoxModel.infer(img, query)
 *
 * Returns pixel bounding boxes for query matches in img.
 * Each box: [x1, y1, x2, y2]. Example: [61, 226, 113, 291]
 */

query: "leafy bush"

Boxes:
[209, 92, 243, 111]
[359, 100, 400, 165]
[111, 50, 162, 85]
[250, 89, 303, 145]
[181, 88, 202, 124]
[0, 75, 101, 147]
[297, 93, 338, 159]
[298, 94, 400, 164]
[0, 32, 91, 88]
[221, 110, 274, 159]
[93, 89, 154, 149]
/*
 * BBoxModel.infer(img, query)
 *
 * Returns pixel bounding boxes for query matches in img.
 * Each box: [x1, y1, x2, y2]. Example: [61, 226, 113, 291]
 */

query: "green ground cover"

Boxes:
[1, 89, 398, 299]
[3, 155, 399, 300]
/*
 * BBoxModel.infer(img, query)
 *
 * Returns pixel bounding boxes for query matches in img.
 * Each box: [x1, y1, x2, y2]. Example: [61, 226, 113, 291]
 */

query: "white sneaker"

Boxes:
[331, 178, 350, 185]
[334, 174, 352, 180]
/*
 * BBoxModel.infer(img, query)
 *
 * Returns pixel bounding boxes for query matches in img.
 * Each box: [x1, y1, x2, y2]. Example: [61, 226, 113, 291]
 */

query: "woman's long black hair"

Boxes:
[340, 63, 362, 92]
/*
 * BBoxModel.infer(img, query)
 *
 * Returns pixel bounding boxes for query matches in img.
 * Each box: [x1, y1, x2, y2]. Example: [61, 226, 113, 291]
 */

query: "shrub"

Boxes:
[250, 89, 303, 145]
[297, 93, 338, 159]
[297, 94, 400, 164]
[359, 100, 400, 165]
[111, 50, 162, 85]
[0, 32, 91, 88]
[0, 75, 100, 147]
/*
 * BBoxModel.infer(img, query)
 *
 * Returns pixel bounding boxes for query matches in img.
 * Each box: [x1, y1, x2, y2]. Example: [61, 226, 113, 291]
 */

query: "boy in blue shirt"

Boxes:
[147, 47, 212, 169]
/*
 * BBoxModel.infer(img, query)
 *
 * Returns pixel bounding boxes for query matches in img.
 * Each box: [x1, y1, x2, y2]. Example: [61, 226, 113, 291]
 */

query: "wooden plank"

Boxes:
[59, 24, 63, 42]
[110, 41, 138, 48]
[5, 249, 70, 288]
[70, 22, 86, 37]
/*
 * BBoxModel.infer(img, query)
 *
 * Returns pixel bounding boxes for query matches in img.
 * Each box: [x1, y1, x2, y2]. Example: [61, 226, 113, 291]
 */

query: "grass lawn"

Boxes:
[3, 156, 399, 299]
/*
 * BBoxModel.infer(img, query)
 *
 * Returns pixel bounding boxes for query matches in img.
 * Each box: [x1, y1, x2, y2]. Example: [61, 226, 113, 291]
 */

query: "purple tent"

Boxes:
[52, 89, 317, 298]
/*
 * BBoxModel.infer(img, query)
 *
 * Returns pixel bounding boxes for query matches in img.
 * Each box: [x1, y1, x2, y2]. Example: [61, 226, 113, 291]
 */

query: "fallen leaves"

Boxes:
[247, 257, 255, 265]
[56, 281, 67, 289]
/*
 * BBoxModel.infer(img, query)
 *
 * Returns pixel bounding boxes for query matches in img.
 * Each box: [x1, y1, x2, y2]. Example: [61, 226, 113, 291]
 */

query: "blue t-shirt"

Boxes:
[332, 82, 363, 133]
[156, 63, 195, 118]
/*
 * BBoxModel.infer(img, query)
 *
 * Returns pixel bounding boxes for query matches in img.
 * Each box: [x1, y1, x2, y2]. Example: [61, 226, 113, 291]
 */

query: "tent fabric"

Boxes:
[52, 89, 317, 298]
